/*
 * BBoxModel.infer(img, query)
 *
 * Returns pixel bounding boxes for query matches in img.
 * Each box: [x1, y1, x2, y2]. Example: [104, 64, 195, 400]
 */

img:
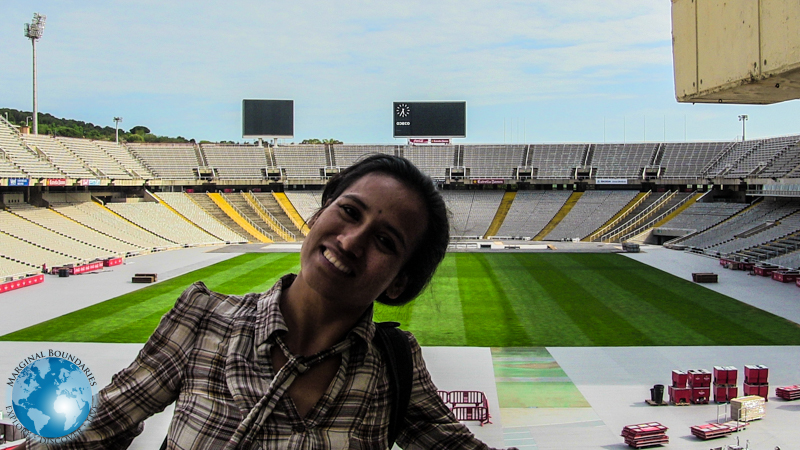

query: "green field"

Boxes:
[3, 252, 800, 346]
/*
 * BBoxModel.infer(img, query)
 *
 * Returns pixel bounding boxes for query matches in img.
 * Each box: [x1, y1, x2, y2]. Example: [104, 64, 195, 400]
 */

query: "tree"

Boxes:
[130, 126, 151, 135]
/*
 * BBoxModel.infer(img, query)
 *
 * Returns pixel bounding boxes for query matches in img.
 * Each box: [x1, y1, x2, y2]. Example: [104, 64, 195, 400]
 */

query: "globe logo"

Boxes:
[11, 357, 93, 438]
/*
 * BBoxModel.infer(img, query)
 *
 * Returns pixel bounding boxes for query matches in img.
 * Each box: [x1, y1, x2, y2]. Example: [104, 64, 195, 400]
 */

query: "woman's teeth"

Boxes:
[323, 249, 353, 274]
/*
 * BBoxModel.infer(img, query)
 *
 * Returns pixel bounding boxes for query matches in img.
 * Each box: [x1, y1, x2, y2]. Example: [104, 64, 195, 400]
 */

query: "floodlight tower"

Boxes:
[738, 114, 748, 141]
[24, 13, 46, 135]
[114, 117, 123, 143]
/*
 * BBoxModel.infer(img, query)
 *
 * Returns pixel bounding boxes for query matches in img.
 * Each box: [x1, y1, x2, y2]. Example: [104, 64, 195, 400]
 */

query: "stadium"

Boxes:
[3, 3, 800, 450]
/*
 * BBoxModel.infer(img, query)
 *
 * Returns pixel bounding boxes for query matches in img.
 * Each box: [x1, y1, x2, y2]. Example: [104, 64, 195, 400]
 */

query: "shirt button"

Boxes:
[293, 424, 306, 433]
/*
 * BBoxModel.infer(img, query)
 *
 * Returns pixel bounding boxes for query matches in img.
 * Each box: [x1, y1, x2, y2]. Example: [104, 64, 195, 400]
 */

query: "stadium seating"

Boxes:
[526, 144, 586, 179]
[545, 190, 638, 240]
[9, 204, 139, 255]
[154, 192, 247, 243]
[273, 145, 327, 179]
[757, 142, 800, 179]
[0, 254, 38, 279]
[442, 191, 505, 238]
[188, 193, 255, 241]
[661, 202, 748, 233]
[0, 209, 116, 264]
[93, 140, 154, 179]
[682, 199, 800, 251]
[0, 228, 81, 274]
[726, 136, 800, 178]
[496, 190, 572, 238]
[56, 137, 132, 179]
[21, 134, 96, 178]
[462, 145, 525, 178]
[106, 201, 222, 246]
[712, 210, 800, 256]
[659, 142, 731, 178]
[0, 119, 63, 178]
[0, 153, 26, 178]
[766, 247, 800, 269]
[201, 143, 268, 179]
[403, 145, 455, 180]
[52, 201, 175, 250]
[285, 191, 323, 223]
[591, 143, 658, 178]
[127, 143, 202, 179]
[252, 192, 305, 237]
[222, 192, 281, 241]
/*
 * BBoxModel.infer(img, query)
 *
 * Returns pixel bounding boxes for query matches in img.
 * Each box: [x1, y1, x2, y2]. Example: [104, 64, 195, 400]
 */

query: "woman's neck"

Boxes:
[279, 273, 368, 356]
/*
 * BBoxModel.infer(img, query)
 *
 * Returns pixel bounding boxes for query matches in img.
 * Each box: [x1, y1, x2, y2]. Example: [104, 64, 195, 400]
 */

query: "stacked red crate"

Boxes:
[743, 365, 769, 401]
[621, 422, 669, 448]
[690, 422, 748, 440]
[669, 370, 691, 405]
[713, 366, 738, 403]
[688, 369, 711, 404]
[775, 385, 800, 401]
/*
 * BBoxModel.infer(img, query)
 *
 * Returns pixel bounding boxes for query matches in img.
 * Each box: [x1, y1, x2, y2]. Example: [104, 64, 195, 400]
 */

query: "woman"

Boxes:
[28, 154, 514, 449]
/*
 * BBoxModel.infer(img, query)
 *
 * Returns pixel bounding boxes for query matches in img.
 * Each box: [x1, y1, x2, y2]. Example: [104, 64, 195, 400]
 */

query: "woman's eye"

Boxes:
[377, 235, 397, 252]
[340, 205, 358, 219]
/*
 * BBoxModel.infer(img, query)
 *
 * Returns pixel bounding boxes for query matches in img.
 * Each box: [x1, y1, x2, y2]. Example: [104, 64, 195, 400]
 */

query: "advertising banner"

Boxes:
[473, 179, 506, 185]
[9, 178, 30, 187]
[47, 178, 67, 186]
[596, 178, 628, 185]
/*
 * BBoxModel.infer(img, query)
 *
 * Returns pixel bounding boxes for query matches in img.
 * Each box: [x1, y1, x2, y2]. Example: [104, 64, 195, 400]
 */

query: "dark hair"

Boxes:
[314, 154, 449, 305]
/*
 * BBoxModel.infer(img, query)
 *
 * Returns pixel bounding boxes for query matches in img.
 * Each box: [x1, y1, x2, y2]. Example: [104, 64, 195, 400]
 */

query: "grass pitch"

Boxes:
[3, 252, 799, 346]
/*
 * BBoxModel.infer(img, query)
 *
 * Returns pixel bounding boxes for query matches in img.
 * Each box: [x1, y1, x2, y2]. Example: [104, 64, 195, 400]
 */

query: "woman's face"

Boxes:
[299, 173, 428, 312]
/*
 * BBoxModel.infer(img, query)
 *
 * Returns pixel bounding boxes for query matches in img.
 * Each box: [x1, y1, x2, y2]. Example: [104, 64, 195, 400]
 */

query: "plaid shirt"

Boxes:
[30, 275, 511, 450]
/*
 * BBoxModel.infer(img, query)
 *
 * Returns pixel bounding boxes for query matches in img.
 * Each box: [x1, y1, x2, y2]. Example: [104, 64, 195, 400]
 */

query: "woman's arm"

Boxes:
[25, 282, 216, 450]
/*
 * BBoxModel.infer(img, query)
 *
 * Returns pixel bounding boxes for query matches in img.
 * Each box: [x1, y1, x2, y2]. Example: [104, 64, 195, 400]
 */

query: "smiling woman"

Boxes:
[24, 155, 515, 450]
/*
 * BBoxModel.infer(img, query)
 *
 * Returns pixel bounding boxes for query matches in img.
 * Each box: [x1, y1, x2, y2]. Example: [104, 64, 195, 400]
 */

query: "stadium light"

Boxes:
[114, 117, 123, 144]
[738, 114, 748, 141]
[24, 13, 46, 135]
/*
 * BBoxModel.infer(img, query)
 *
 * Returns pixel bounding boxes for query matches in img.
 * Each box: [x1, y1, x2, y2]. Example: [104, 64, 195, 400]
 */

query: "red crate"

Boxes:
[744, 365, 769, 384]
[669, 386, 691, 404]
[772, 270, 800, 282]
[775, 385, 800, 401]
[753, 265, 780, 276]
[692, 387, 710, 404]
[672, 370, 688, 388]
[713, 366, 738, 385]
[714, 385, 739, 403]
[688, 369, 712, 387]
[743, 383, 769, 400]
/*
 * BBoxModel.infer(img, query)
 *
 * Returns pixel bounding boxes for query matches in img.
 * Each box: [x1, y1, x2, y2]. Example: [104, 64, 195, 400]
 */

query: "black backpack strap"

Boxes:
[373, 321, 413, 448]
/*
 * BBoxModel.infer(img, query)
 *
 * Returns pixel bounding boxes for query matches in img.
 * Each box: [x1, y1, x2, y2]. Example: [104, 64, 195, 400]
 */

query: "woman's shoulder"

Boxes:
[174, 281, 261, 317]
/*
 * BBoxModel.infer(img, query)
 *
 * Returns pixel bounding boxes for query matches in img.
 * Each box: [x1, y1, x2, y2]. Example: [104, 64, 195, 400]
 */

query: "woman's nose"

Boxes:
[338, 226, 367, 257]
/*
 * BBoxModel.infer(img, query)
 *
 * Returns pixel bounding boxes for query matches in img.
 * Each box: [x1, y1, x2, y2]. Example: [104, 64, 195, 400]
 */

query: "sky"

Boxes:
[2, 1, 799, 145]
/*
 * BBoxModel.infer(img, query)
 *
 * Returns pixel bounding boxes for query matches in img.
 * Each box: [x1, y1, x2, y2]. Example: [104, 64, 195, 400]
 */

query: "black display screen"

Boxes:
[393, 101, 466, 138]
[242, 99, 293, 138]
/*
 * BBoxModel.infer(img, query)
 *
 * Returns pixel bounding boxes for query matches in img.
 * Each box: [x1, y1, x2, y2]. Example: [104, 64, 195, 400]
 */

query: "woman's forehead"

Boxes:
[339, 174, 428, 236]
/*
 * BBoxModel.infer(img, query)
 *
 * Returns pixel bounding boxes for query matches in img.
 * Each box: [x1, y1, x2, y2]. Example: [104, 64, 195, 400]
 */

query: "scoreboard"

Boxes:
[393, 101, 466, 138]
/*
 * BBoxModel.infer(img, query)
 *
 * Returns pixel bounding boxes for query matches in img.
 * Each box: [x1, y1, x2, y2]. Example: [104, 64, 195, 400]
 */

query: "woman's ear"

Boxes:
[385, 272, 409, 300]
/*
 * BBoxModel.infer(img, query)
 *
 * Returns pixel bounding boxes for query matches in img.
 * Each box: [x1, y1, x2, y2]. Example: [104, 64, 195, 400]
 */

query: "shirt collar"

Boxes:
[254, 274, 377, 348]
